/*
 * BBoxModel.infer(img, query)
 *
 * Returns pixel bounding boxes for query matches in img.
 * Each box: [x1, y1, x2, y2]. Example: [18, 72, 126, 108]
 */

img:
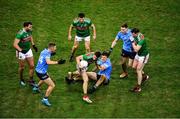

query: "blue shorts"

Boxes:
[36, 71, 49, 80]
[121, 49, 136, 59]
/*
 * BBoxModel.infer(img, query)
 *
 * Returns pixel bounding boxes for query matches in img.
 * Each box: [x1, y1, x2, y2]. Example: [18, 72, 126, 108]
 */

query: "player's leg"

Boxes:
[18, 59, 26, 86]
[65, 70, 81, 84]
[128, 52, 136, 67]
[25, 49, 35, 85]
[26, 57, 35, 85]
[86, 72, 98, 81]
[42, 77, 55, 106]
[69, 36, 80, 62]
[141, 54, 150, 84]
[84, 36, 91, 53]
[17, 51, 26, 86]
[120, 56, 128, 78]
[89, 74, 107, 94]
[81, 71, 92, 103]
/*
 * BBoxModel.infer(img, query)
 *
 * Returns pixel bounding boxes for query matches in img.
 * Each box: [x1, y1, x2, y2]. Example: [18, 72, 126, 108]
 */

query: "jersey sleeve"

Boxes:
[138, 39, 145, 46]
[15, 33, 22, 39]
[115, 32, 121, 40]
[72, 18, 78, 26]
[45, 53, 51, 59]
[101, 61, 111, 69]
[82, 54, 88, 60]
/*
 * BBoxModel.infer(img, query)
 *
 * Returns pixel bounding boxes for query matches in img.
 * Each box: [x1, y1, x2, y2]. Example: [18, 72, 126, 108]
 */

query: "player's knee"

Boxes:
[29, 64, 34, 69]
[83, 78, 88, 83]
[50, 83, 55, 89]
[128, 63, 132, 67]
[73, 45, 78, 49]
[136, 68, 141, 73]
[52, 84, 55, 89]
[19, 65, 25, 70]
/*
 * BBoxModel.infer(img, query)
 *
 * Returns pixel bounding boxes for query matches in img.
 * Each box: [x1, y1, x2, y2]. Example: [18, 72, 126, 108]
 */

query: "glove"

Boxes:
[58, 59, 66, 64]
[33, 45, 38, 52]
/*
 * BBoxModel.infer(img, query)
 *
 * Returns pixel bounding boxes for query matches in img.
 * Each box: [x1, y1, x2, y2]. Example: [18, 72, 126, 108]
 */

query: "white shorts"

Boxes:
[75, 36, 90, 42]
[76, 64, 88, 73]
[16, 49, 33, 60]
[135, 53, 149, 64]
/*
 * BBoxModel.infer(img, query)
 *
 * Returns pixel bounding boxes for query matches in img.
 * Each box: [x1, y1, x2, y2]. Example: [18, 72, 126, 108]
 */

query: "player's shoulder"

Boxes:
[73, 18, 79, 23]
[138, 33, 145, 40]
[41, 49, 50, 56]
[17, 29, 24, 35]
[84, 18, 91, 24]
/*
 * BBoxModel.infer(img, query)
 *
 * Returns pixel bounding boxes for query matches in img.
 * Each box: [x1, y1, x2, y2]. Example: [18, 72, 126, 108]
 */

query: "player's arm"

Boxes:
[30, 36, 38, 52]
[13, 38, 22, 52]
[46, 58, 58, 65]
[46, 58, 66, 65]
[91, 24, 96, 40]
[109, 38, 118, 52]
[68, 24, 74, 41]
[76, 55, 83, 65]
[98, 65, 106, 71]
[132, 41, 142, 52]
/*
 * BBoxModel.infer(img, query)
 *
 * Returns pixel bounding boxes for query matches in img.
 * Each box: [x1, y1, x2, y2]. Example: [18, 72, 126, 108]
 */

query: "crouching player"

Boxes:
[87, 51, 112, 94]
[65, 51, 101, 103]
[130, 28, 150, 92]
[33, 42, 66, 106]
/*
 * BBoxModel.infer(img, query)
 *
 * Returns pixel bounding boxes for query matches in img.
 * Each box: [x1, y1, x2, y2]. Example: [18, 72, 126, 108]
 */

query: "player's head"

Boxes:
[23, 21, 32, 31]
[48, 42, 56, 54]
[131, 28, 140, 37]
[93, 51, 101, 60]
[78, 13, 85, 23]
[101, 51, 109, 62]
[120, 23, 128, 34]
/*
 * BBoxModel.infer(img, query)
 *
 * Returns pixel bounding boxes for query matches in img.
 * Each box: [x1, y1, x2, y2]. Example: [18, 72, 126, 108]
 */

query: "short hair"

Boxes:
[131, 28, 140, 34]
[78, 13, 85, 18]
[94, 51, 101, 58]
[102, 51, 109, 57]
[121, 23, 128, 28]
[48, 42, 56, 48]
[23, 21, 32, 27]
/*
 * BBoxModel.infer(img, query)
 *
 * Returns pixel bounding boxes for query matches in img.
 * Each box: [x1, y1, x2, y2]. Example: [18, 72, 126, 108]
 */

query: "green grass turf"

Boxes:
[0, 0, 180, 118]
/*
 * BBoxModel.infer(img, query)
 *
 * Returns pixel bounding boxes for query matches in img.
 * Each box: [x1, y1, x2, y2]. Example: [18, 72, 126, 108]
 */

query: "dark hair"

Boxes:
[121, 23, 128, 28]
[94, 51, 101, 58]
[131, 28, 140, 34]
[78, 13, 85, 18]
[102, 51, 109, 57]
[23, 21, 32, 27]
[48, 42, 56, 48]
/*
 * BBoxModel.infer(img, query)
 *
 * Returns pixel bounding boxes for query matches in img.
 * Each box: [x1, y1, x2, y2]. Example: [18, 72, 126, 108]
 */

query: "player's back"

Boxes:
[35, 49, 50, 74]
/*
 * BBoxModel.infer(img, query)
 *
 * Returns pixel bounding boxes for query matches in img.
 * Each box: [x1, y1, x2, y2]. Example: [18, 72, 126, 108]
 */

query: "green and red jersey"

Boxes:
[72, 18, 92, 37]
[82, 52, 95, 65]
[15, 28, 32, 52]
[134, 33, 149, 56]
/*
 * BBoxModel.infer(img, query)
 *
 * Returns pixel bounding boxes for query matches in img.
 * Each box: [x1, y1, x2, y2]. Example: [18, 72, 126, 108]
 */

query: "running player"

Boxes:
[33, 42, 66, 106]
[130, 28, 150, 92]
[68, 13, 96, 62]
[109, 23, 136, 78]
[13, 21, 38, 86]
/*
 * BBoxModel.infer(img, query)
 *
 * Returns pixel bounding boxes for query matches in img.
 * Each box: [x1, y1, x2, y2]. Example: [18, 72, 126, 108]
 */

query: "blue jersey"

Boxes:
[115, 29, 133, 52]
[98, 58, 112, 80]
[35, 49, 51, 74]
